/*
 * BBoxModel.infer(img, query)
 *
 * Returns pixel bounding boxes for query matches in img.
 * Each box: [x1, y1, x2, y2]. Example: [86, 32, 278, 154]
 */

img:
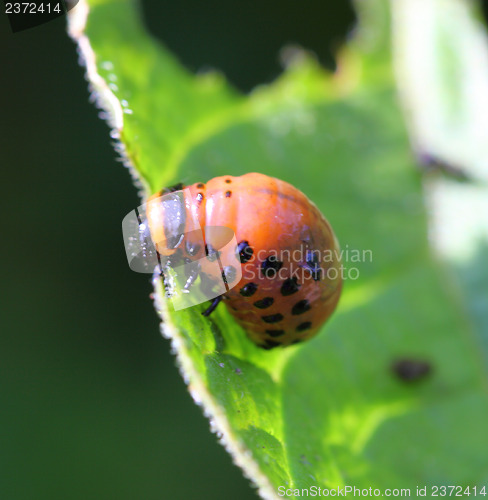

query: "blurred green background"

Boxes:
[2, 1, 488, 499]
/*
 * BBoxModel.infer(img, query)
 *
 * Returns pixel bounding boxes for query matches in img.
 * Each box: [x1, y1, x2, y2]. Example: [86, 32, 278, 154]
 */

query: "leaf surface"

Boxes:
[69, 0, 488, 497]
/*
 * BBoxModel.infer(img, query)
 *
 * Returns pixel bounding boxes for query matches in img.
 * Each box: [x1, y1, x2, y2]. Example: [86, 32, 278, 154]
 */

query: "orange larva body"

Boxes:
[147, 173, 342, 348]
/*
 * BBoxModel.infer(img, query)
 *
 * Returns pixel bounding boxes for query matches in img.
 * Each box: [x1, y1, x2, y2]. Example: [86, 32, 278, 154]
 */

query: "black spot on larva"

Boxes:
[291, 338, 304, 345]
[240, 282, 258, 297]
[296, 321, 312, 332]
[205, 244, 220, 262]
[280, 277, 300, 296]
[185, 240, 201, 257]
[162, 182, 184, 194]
[261, 256, 283, 278]
[305, 250, 322, 281]
[196, 183, 205, 189]
[225, 179, 232, 184]
[261, 339, 282, 350]
[292, 299, 311, 316]
[262, 313, 284, 324]
[392, 359, 432, 382]
[253, 297, 274, 309]
[237, 241, 253, 263]
[196, 192, 204, 203]
[222, 265, 237, 284]
[225, 190, 232, 198]
[266, 329, 285, 337]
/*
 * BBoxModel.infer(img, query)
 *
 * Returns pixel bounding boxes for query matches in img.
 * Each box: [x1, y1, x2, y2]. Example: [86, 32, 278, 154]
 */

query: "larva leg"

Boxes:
[202, 295, 223, 317]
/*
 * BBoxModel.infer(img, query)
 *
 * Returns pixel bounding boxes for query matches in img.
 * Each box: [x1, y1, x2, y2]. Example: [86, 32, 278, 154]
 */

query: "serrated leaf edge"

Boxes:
[67, 2, 280, 498]
[67, 0, 150, 197]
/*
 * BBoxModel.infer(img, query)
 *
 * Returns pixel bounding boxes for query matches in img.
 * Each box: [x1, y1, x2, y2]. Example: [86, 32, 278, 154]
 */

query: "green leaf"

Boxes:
[69, 0, 488, 497]
[392, 0, 488, 179]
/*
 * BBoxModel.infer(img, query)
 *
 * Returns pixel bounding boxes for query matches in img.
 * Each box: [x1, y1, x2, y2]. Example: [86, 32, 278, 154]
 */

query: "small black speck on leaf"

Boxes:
[392, 358, 432, 382]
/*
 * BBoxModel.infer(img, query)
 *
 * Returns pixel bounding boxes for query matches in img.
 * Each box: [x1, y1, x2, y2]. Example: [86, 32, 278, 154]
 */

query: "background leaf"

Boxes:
[68, 0, 488, 497]
[392, 0, 488, 365]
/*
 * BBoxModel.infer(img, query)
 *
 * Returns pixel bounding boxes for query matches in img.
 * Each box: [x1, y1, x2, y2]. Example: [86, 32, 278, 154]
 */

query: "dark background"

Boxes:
[1, 1, 486, 499]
